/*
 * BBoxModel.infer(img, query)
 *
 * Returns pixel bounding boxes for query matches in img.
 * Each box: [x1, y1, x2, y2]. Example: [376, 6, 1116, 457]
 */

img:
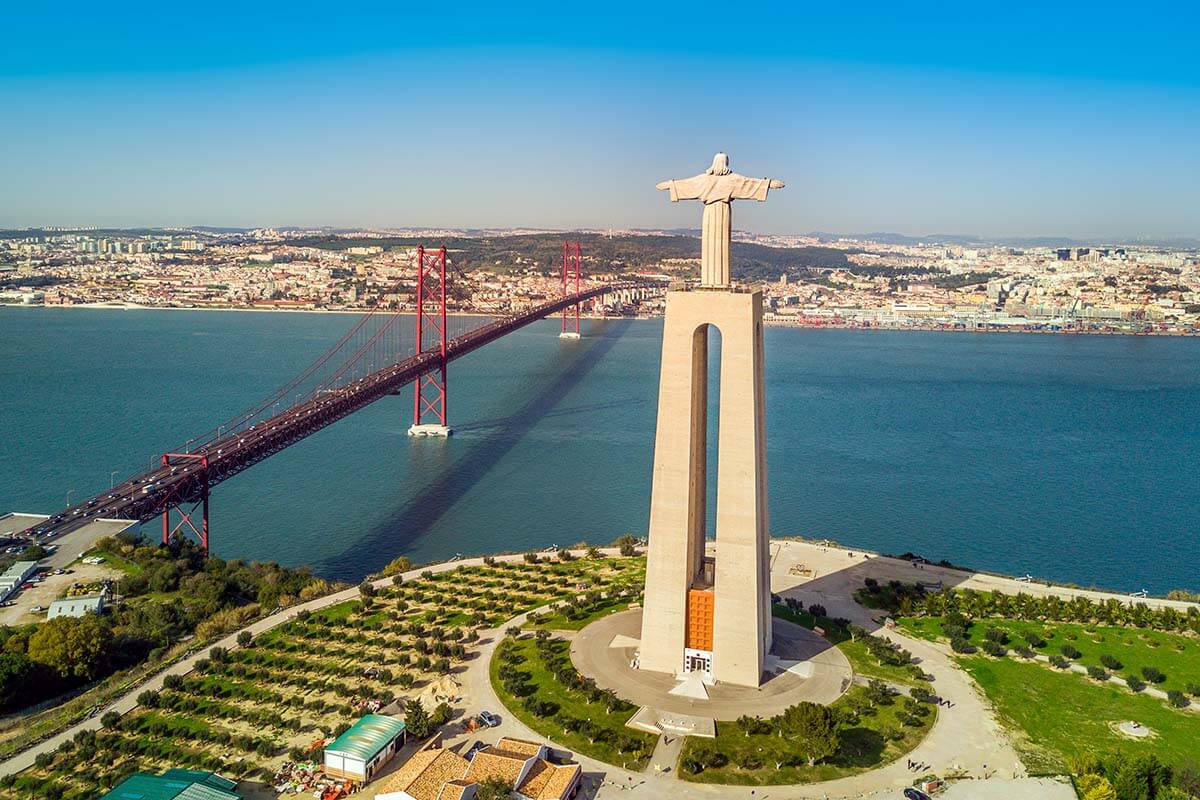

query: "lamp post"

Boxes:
[110, 470, 118, 489]
[66, 489, 75, 507]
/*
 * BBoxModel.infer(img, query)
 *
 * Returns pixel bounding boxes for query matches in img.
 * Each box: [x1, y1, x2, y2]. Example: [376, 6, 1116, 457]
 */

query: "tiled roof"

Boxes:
[379, 749, 470, 800]
[437, 779, 474, 800]
[324, 714, 406, 761]
[495, 737, 543, 757]
[464, 748, 529, 785]
[517, 760, 580, 800]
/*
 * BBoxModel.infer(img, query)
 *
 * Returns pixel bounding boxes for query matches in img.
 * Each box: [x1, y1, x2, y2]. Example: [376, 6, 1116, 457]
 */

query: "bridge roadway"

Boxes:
[22, 282, 656, 542]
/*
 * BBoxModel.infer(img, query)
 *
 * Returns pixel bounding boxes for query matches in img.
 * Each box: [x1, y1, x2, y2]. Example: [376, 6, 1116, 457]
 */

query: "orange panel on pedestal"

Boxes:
[685, 589, 714, 650]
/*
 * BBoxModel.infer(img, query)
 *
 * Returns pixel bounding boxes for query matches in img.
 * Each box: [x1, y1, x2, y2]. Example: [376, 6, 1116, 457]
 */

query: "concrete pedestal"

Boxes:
[407, 424, 452, 437]
[639, 288, 771, 687]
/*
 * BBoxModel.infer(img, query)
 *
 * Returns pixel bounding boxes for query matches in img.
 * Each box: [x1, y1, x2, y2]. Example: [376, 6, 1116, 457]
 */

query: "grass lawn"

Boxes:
[679, 685, 935, 785]
[524, 593, 635, 631]
[77, 546, 142, 576]
[958, 655, 1200, 773]
[899, 617, 1200, 694]
[489, 635, 656, 769]
[311, 600, 356, 623]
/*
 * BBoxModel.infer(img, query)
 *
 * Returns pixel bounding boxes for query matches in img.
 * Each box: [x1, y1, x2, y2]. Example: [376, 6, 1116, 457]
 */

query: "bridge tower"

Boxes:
[158, 452, 209, 553]
[560, 241, 582, 340]
[409, 245, 452, 437]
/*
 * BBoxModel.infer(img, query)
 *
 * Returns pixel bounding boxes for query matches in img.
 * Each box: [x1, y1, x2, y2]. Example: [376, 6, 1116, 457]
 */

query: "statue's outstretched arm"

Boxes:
[769, 179, 785, 189]
[655, 180, 671, 191]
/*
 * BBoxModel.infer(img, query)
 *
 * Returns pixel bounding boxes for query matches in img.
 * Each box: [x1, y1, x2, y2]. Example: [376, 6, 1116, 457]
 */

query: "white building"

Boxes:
[48, 594, 106, 619]
[0, 561, 39, 602]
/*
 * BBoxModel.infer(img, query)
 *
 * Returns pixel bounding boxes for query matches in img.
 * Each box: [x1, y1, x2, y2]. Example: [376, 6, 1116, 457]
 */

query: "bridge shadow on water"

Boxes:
[319, 319, 637, 580]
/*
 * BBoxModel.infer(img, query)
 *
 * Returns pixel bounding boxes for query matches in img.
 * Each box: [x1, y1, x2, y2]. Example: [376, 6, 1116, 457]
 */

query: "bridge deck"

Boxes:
[21, 283, 657, 542]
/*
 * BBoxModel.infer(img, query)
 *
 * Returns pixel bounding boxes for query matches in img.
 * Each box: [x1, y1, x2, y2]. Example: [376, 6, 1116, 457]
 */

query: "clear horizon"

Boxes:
[3, 2, 1198, 240]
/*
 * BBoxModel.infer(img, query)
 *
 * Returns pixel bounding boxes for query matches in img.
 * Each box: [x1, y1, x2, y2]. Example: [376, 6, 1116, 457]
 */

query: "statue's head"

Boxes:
[706, 152, 731, 176]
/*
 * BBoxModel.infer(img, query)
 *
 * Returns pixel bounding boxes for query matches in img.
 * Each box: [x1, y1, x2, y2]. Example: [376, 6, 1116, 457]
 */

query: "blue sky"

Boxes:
[2, 1, 1198, 239]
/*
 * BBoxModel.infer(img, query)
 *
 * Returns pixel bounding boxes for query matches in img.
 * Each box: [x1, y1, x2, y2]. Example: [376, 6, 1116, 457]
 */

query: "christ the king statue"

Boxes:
[656, 152, 785, 288]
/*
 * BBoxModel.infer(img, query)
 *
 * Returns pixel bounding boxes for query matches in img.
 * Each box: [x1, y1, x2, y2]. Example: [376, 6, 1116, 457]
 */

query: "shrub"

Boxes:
[1186, 682, 1200, 697]
[1167, 690, 1189, 708]
[137, 690, 160, 707]
[736, 752, 764, 770]
[1014, 646, 1035, 659]
[1048, 655, 1070, 669]
[1060, 644, 1082, 660]
[807, 603, 827, 618]
[865, 679, 895, 705]
[909, 687, 936, 704]
[1023, 630, 1046, 648]
[1086, 665, 1109, 681]
[981, 640, 1006, 657]
[1100, 654, 1123, 671]
[237, 630, 253, 647]
[1126, 675, 1146, 692]
[950, 637, 976, 654]
[1141, 666, 1166, 684]
[985, 627, 1009, 645]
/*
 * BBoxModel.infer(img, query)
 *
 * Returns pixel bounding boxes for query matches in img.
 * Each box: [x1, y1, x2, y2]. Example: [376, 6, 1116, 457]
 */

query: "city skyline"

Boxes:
[3, 2, 1199, 239]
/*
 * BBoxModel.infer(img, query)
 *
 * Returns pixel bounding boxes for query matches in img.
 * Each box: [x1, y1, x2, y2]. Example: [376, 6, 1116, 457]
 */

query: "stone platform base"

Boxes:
[408, 424, 452, 437]
[569, 608, 852, 725]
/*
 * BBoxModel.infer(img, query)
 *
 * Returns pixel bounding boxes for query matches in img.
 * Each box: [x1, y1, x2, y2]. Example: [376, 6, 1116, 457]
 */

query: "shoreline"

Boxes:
[3, 303, 1196, 337]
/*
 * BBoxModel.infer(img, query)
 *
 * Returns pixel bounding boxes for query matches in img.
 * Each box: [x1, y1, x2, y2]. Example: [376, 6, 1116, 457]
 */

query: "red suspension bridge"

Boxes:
[22, 244, 661, 551]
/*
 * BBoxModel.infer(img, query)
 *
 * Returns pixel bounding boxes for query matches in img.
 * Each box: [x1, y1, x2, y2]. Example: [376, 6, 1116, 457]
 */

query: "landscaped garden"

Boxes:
[490, 631, 657, 769]
[1, 551, 645, 800]
[883, 582, 1200, 778]
[772, 599, 933, 688]
[678, 681, 935, 785]
[958, 654, 1200, 773]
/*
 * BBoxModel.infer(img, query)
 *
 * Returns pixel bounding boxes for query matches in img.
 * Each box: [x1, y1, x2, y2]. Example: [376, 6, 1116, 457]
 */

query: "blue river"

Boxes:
[1, 307, 1197, 594]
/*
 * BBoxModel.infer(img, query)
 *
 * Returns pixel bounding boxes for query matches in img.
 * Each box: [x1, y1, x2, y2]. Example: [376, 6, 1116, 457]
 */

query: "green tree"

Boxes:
[382, 556, 412, 576]
[474, 776, 512, 800]
[27, 615, 112, 681]
[614, 534, 637, 557]
[0, 651, 38, 711]
[1076, 774, 1117, 800]
[778, 701, 839, 766]
[404, 699, 432, 739]
[431, 701, 454, 727]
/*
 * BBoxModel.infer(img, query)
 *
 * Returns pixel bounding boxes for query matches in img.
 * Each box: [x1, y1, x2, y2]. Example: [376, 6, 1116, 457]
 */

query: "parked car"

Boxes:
[477, 711, 501, 728]
[904, 789, 931, 800]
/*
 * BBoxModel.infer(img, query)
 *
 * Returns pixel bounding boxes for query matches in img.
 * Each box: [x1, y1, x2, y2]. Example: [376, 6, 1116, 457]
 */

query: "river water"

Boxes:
[1, 307, 1197, 593]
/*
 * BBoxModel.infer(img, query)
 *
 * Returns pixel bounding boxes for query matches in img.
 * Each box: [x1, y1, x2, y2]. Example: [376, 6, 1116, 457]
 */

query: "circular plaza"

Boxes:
[567, 607, 853, 723]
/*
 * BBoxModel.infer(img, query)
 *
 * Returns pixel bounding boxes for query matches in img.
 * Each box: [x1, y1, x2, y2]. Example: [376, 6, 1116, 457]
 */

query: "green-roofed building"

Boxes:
[99, 769, 240, 800]
[323, 713, 407, 783]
